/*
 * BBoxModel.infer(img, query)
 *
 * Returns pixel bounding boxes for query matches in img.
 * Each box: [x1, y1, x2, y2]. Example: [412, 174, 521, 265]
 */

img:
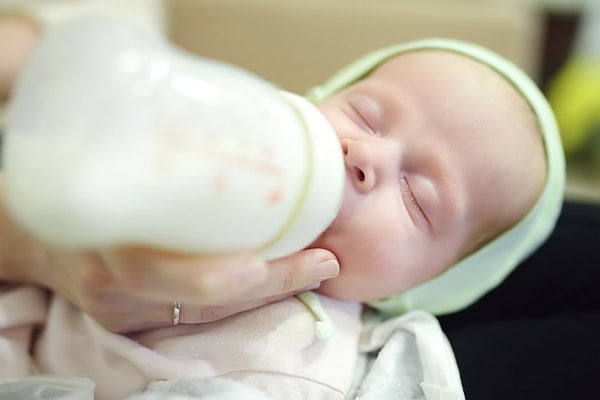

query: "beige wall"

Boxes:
[165, 0, 544, 94]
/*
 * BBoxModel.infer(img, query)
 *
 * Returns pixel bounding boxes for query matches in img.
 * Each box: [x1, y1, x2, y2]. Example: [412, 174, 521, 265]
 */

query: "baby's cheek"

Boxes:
[316, 278, 349, 300]
[316, 270, 376, 301]
[317, 253, 401, 302]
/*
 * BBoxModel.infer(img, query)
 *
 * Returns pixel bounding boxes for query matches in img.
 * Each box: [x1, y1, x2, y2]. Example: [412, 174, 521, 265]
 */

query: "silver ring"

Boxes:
[172, 301, 181, 326]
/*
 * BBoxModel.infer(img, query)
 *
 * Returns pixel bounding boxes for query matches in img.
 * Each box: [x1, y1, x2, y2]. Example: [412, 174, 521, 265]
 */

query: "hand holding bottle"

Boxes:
[0, 15, 342, 332]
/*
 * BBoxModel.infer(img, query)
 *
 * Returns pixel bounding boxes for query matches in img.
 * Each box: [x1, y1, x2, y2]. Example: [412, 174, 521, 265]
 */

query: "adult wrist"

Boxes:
[0, 15, 40, 102]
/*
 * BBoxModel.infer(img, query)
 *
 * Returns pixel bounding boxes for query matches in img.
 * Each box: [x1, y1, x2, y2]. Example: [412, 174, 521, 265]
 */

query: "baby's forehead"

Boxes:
[369, 50, 537, 131]
[371, 50, 506, 86]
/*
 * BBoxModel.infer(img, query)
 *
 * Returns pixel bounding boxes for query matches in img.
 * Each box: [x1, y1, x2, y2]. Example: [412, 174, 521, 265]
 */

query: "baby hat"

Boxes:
[307, 38, 566, 316]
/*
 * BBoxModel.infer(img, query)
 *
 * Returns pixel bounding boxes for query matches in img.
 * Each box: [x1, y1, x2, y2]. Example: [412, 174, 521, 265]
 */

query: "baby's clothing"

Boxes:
[1, 284, 362, 399]
[0, 284, 464, 400]
[40, 291, 361, 399]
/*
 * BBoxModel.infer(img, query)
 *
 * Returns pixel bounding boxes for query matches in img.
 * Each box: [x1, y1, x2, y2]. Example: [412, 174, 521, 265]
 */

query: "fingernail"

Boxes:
[313, 259, 339, 281]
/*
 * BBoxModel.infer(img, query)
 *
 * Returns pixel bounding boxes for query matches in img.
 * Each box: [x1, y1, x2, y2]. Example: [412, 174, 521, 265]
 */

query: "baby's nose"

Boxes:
[341, 139, 377, 193]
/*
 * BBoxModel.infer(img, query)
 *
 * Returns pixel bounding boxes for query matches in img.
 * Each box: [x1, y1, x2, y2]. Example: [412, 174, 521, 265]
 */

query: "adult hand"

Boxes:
[0, 17, 340, 333]
[1, 198, 339, 333]
[60, 247, 339, 333]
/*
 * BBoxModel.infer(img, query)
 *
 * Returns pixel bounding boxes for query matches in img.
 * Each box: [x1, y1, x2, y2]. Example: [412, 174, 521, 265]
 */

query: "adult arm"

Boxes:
[0, 15, 39, 101]
[0, 175, 339, 332]
[0, 15, 340, 333]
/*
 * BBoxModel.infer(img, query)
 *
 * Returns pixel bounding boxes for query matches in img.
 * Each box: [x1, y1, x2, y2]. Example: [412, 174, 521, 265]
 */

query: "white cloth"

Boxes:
[2, 286, 361, 399]
[0, 285, 46, 378]
[0, 284, 464, 400]
[353, 311, 464, 400]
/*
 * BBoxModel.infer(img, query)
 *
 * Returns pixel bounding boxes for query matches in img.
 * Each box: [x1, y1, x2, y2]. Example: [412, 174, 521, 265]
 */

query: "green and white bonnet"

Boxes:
[307, 38, 566, 316]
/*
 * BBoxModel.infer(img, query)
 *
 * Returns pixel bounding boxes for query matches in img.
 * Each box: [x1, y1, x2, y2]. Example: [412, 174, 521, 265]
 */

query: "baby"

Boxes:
[0, 39, 564, 400]
[312, 50, 546, 302]
[308, 39, 564, 317]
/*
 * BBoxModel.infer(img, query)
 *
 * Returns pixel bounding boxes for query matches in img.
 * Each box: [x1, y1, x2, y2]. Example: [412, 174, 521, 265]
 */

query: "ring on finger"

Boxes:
[172, 301, 181, 326]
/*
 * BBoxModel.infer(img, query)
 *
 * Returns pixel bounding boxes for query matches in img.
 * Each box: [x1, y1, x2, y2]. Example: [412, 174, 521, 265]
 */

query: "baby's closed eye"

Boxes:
[401, 176, 431, 227]
[346, 94, 384, 135]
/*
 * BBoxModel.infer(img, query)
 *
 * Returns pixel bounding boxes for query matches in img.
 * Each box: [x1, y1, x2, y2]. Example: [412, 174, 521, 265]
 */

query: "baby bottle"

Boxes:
[3, 17, 344, 260]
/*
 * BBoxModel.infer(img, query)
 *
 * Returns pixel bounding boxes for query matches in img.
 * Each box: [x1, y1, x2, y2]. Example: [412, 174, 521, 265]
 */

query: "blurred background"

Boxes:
[1, 0, 599, 202]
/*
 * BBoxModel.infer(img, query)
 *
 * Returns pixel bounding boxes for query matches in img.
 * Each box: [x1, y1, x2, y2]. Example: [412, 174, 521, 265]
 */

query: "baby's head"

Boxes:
[308, 40, 565, 314]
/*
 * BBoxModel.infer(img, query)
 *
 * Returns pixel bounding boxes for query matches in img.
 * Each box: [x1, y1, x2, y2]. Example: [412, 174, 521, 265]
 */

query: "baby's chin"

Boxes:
[316, 278, 357, 301]
[307, 197, 350, 255]
[316, 271, 384, 303]
[307, 220, 341, 257]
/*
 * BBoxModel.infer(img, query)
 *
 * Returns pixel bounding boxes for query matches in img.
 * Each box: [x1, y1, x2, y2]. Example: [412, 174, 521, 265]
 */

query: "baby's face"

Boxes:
[310, 51, 546, 302]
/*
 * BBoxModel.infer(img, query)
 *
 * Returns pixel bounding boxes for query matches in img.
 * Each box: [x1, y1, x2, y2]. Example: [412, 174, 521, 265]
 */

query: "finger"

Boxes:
[226, 248, 339, 303]
[179, 282, 321, 323]
[100, 249, 269, 305]
[76, 290, 173, 333]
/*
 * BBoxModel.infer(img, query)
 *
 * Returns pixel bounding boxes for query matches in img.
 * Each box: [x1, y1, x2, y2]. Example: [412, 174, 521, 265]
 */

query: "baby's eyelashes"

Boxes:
[401, 177, 431, 228]
[349, 104, 377, 135]
[346, 94, 384, 135]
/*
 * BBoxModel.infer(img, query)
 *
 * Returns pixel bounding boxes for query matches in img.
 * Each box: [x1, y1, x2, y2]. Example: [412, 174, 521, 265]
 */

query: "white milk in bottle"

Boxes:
[3, 17, 344, 260]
